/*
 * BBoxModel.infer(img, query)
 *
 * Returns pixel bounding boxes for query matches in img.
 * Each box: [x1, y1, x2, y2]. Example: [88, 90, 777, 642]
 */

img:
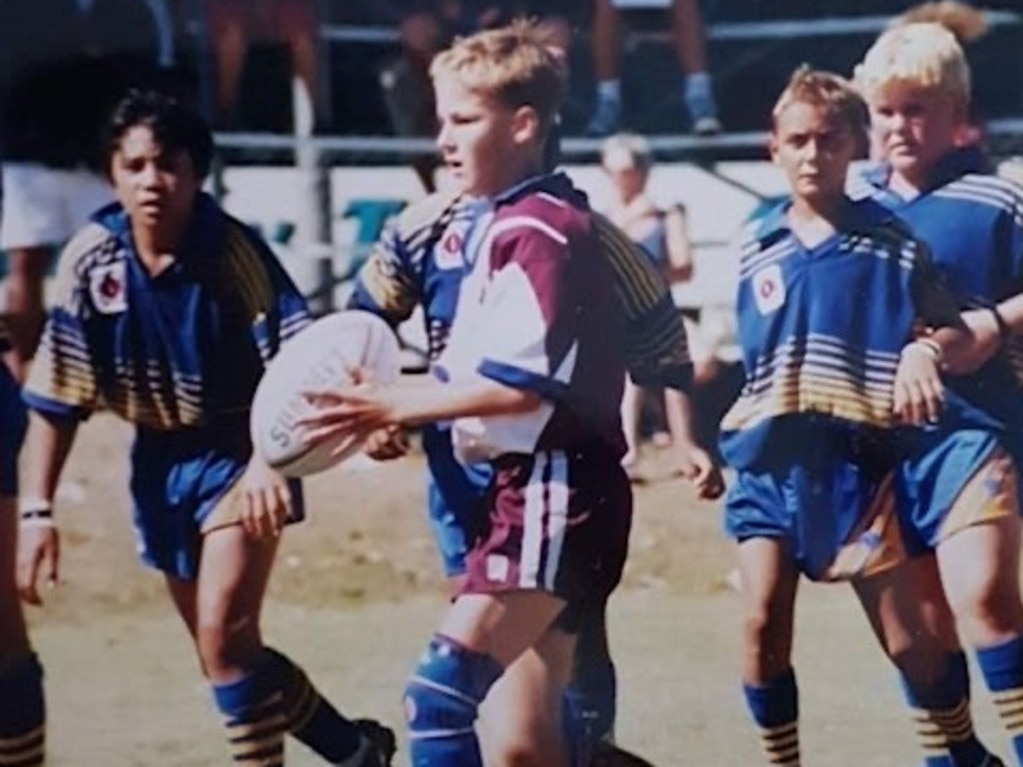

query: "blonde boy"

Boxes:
[854, 21, 1023, 766]
[303, 22, 633, 767]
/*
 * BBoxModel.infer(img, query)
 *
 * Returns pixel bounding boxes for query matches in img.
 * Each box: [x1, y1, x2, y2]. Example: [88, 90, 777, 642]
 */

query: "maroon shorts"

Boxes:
[462, 449, 632, 633]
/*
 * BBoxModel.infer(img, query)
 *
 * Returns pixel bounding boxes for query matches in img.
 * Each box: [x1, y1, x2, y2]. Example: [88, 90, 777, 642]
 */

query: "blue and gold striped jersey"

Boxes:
[24, 194, 311, 430]
[349, 190, 692, 391]
[720, 197, 961, 471]
[851, 147, 1023, 432]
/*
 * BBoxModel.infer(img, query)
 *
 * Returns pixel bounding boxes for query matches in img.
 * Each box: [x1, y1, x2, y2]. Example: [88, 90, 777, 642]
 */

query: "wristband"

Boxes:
[989, 305, 1012, 340]
[907, 337, 943, 364]
[18, 498, 54, 527]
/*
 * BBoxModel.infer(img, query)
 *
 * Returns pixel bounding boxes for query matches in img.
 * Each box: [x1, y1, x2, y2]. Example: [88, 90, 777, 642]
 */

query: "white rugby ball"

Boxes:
[251, 310, 401, 477]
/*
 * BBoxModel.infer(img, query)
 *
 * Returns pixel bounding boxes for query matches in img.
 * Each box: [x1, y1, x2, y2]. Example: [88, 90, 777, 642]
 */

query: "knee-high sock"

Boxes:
[0, 653, 45, 767]
[902, 651, 993, 767]
[977, 635, 1023, 765]
[563, 604, 617, 766]
[212, 666, 287, 767]
[264, 648, 371, 765]
[743, 668, 800, 767]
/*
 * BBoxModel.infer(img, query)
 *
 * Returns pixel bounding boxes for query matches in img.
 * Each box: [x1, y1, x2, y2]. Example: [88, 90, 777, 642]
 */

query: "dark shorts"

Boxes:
[462, 449, 632, 633]
[207, 0, 316, 39]
[0, 363, 27, 497]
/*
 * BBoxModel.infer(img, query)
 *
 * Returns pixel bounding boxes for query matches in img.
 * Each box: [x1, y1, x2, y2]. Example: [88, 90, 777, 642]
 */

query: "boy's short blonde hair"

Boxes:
[854, 22, 970, 109]
[601, 132, 653, 175]
[772, 66, 869, 147]
[430, 19, 567, 136]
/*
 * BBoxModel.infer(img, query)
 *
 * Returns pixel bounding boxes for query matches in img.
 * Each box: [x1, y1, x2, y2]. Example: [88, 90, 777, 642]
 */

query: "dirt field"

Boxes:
[26, 415, 1009, 766]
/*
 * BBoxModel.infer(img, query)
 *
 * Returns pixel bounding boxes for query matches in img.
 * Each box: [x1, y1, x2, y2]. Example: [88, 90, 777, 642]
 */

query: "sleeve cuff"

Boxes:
[478, 358, 570, 402]
[22, 390, 89, 420]
[628, 362, 693, 392]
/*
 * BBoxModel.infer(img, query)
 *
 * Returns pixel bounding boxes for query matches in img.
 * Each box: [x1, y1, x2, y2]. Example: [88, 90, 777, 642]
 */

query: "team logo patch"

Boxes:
[89, 262, 128, 314]
[752, 264, 785, 315]
[435, 221, 470, 270]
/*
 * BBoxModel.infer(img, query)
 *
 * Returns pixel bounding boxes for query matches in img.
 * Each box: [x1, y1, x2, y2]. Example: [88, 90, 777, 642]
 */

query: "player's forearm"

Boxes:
[392, 374, 541, 427]
[663, 388, 701, 450]
[20, 410, 78, 505]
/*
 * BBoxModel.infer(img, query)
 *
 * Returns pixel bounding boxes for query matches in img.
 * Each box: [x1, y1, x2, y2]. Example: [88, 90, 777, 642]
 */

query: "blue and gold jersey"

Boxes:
[24, 194, 311, 430]
[720, 197, 960, 471]
[851, 148, 1023, 432]
[349, 190, 473, 363]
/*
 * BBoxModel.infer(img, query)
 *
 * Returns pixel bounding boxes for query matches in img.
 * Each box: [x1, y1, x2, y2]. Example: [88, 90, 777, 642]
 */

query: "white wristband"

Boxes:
[18, 497, 54, 527]
[906, 338, 943, 364]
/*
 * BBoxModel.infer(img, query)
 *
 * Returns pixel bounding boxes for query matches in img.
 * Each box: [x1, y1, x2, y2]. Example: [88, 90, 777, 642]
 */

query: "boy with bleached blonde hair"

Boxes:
[854, 20, 1023, 766]
[303, 21, 637, 767]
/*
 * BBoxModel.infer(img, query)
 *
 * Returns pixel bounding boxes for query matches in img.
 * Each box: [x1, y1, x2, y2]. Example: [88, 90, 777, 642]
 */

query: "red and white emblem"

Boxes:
[89, 262, 128, 314]
[752, 264, 785, 315]
[435, 221, 469, 270]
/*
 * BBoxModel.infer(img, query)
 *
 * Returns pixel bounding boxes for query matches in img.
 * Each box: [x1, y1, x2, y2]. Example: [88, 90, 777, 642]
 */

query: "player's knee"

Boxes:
[488, 720, 561, 767]
[403, 634, 503, 742]
[743, 606, 790, 673]
[195, 613, 263, 677]
[957, 585, 1023, 643]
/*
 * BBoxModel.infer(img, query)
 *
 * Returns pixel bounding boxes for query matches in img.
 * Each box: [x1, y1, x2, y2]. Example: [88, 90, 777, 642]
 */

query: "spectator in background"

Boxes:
[0, 0, 184, 381]
[380, 1, 578, 193]
[205, 0, 324, 131]
[601, 132, 718, 480]
[587, 0, 721, 136]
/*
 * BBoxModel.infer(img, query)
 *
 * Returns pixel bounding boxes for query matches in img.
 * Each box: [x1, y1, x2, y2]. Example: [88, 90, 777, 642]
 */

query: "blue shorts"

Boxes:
[0, 363, 27, 497]
[896, 427, 1019, 555]
[423, 427, 491, 577]
[130, 425, 304, 580]
[724, 431, 904, 582]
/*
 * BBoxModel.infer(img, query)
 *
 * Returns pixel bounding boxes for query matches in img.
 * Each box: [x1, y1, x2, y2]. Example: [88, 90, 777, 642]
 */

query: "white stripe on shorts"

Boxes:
[519, 453, 547, 588]
[519, 451, 570, 590]
[543, 452, 569, 590]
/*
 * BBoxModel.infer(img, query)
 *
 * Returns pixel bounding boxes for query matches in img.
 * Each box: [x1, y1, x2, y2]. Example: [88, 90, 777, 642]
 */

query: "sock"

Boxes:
[683, 71, 717, 120]
[977, 635, 1023, 764]
[212, 667, 287, 767]
[902, 652, 992, 767]
[264, 649, 369, 765]
[563, 606, 617, 765]
[0, 654, 45, 767]
[563, 662, 617, 767]
[596, 79, 622, 105]
[743, 668, 800, 766]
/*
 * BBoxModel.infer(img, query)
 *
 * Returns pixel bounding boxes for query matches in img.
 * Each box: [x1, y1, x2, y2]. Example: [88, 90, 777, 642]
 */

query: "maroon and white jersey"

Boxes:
[438, 174, 627, 462]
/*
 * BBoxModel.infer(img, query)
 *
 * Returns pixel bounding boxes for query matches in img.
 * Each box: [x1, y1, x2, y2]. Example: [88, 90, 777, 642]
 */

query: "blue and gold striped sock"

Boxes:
[0, 654, 44, 767]
[743, 668, 800, 766]
[213, 671, 287, 766]
[266, 650, 368, 765]
[903, 651, 993, 767]
[977, 636, 1023, 764]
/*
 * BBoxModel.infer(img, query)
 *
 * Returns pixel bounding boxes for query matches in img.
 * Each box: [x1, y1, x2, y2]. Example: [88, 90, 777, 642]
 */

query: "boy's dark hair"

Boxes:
[104, 89, 214, 179]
